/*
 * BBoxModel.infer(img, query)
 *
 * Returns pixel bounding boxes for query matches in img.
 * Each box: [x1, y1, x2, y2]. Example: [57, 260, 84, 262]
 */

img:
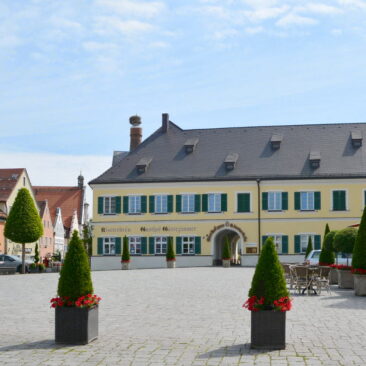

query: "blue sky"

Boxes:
[1, 0, 366, 195]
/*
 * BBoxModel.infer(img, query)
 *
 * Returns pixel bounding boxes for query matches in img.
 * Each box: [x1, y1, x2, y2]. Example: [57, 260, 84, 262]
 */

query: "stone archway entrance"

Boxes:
[212, 228, 244, 266]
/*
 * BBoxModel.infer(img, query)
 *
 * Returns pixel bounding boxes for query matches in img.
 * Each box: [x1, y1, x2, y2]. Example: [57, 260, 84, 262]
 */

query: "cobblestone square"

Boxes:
[0, 267, 365, 366]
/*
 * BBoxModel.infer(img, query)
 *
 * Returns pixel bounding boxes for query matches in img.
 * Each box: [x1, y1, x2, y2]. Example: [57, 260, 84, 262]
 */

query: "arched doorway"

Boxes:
[212, 228, 244, 266]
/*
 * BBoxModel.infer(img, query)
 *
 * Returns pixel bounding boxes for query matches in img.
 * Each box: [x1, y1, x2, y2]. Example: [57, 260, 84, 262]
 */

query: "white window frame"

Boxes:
[103, 237, 116, 255]
[181, 194, 195, 213]
[268, 192, 282, 211]
[129, 236, 142, 255]
[300, 234, 315, 254]
[208, 193, 221, 213]
[155, 195, 168, 214]
[155, 236, 168, 255]
[103, 196, 116, 214]
[300, 191, 315, 211]
[182, 236, 195, 255]
[128, 195, 141, 214]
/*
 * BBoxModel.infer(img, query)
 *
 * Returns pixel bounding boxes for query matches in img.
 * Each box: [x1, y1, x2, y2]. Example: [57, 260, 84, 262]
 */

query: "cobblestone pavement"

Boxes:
[1, 267, 366, 366]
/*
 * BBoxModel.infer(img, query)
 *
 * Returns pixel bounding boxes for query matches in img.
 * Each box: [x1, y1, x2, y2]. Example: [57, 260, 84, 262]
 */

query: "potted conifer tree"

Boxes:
[166, 237, 176, 268]
[320, 230, 338, 284]
[352, 206, 366, 296]
[243, 237, 291, 350]
[51, 230, 101, 344]
[333, 227, 357, 289]
[121, 236, 130, 270]
[222, 236, 231, 268]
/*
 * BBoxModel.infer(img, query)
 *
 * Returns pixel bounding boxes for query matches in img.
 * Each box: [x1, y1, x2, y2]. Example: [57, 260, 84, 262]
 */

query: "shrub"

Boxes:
[34, 243, 40, 264]
[324, 230, 338, 253]
[352, 206, 366, 271]
[334, 227, 357, 267]
[121, 236, 130, 262]
[305, 236, 313, 259]
[248, 237, 289, 308]
[319, 224, 335, 265]
[222, 236, 231, 260]
[57, 230, 93, 301]
[30, 263, 37, 270]
[166, 237, 175, 261]
[38, 263, 45, 272]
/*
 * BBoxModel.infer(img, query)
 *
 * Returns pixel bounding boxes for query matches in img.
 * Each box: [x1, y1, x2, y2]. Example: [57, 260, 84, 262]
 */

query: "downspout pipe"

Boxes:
[257, 179, 261, 254]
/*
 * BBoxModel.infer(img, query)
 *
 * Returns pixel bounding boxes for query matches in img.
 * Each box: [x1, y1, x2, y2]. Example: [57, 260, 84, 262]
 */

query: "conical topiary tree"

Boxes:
[222, 236, 231, 260]
[34, 243, 40, 264]
[334, 227, 357, 266]
[121, 236, 130, 262]
[166, 237, 175, 261]
[4, 188, 43, 273]
[319, 230, 336, 265]
[57, 230, 93, 301]
[305, 236, 313, 259]
[248, 237, 289, 306]
[352, 206, 366, 271]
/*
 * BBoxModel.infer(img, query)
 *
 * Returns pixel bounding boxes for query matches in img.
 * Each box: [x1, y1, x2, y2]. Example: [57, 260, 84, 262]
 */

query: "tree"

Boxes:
[248, 237, 288, 306]
[319, 223, 333, 265]
[166, 237, 175, 261]
[57, 230, 93, 301]
[82, 224, 92, 258]
[34, 243, 40, 264]
[333, 227, 357, 266]
[305, 236, 313, 259]
[352, 206, 366, 270]
[319, 230, 336, 265]
[222, 236, 231, 260]
[121, 236, 130, 262]
[4, 188, 43, 273]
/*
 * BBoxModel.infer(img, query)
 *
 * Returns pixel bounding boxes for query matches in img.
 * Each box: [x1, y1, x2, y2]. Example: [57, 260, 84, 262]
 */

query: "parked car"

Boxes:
[305, 250, 352, 266]
[0, 254, 33, 273]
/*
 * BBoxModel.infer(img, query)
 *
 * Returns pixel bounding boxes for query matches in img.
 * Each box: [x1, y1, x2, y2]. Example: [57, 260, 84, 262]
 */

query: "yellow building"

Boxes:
[89, 114, 366, 270]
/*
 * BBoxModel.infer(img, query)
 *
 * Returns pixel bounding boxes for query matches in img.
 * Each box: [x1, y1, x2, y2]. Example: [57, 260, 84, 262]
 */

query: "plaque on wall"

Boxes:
[246, 247, 257, 254]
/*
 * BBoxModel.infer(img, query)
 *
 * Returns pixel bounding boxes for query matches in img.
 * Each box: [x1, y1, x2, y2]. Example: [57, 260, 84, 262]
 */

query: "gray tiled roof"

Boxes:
[90, 121, 366, 184]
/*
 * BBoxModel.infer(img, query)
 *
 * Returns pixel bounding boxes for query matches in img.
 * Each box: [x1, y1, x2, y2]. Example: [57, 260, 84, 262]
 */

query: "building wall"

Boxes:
[91, 178, 365, 270]
[0, 221, 5, 253]
[39, 206, 54, 259]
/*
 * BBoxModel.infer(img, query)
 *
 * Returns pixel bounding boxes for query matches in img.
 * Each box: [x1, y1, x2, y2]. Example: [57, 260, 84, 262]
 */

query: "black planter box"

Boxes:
[55, 306, 98, 344]
[251, 311, 286, 349]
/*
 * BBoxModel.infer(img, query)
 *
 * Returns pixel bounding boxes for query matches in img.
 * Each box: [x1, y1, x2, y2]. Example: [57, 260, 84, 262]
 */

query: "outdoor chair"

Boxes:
[281, 263, 294, 289]
[291, 266, 311, 295]
[315, 266, 331, 295]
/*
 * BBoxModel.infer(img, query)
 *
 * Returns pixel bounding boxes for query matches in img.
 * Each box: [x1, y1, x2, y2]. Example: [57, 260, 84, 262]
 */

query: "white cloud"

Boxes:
[245, 26, 264, 34]
[95, 16, 155, 36]
[49, 17, 83, 31]
[304, 3, 342, 15]
[82, 41, 118, 52]
[243, 6, 288, 21]
[0, 34, 21, 48]
[338, 0, 366, 9]
[276, 13, 318, 27]
[149, 41, 169, 48]
[212, 28, 238, 40]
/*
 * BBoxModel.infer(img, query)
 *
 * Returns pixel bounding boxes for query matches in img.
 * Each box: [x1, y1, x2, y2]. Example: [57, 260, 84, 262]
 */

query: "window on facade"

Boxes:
[208, 193, 221, 212]
[182, 194, 195, 213]
[182, 236, 195, 254]
[300, 192, 314, 211]
[155, 195, 168, 213]
[129, 236, 141, 255]
[155, 236, 167, 254]
[333, 190, 346, 211]
[300, 235, 315, 253]
[129, 195, 141, 214]
[103, 237, 116, 255]
[268, 192, 282, 211]
[104, 197, 116, 214]
[271, 235, 283, 254]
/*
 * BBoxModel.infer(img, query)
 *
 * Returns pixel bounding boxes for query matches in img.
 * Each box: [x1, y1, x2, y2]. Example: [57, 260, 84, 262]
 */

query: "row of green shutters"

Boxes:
[97, 237, 202, 255]
[262, 235, 321, 253]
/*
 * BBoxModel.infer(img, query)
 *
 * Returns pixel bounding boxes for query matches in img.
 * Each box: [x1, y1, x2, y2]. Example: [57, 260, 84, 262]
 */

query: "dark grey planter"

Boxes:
[55, 306, 98, 344]
[251, 311, 286, 349]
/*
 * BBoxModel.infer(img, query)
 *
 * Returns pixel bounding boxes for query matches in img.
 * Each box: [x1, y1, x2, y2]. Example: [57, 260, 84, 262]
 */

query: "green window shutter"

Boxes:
[98, 197, 104, 214]
[176, 237, 182, 255]
[202, 194, 208, 212]
[149, 237, 155, 254]
[176, 195, 182, 213]
[262, 235, 268, 245]
[262, 192, 268, 210]
[340, 191, 346, 210]
[281, 192, 288, 210]
[314, 192, 321, 210]
[221, 193, 227, 212]
[238, 193, 250, 212]
[282, 236, 288, 254]
[195, 237, 201, 254]
[314, 235, 321, 250]
[115, 237, 121, 255]
[194, 194, 201, 212]
[141, 237, 147, 254]
[168, 195, 173, 213]
[149, 195, 155, 213]
[294, 235, 301, 253]
[123, 196, 129, 213]
[333, 191, 340, 211]
[294, 192, 300, 210]
[141, 196, 147, 213]
[97, 238, 103, 254]
[115, 196, 121, 214]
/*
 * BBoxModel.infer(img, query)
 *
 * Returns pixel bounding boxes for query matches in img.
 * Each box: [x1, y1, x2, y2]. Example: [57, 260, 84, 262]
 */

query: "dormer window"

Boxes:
[136, 157, 152, 174]
[184, 138, 199, 154]
[351, 130, 362, 148]
[224, 153, 239, 171]
[270, 134, 282, 150]
[309, 151, 321, 169]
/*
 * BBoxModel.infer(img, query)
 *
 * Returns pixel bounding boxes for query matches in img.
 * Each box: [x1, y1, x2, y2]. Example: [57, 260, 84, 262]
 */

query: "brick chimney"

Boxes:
[162, 113, 169, 133]
[129, 115, 142, 151]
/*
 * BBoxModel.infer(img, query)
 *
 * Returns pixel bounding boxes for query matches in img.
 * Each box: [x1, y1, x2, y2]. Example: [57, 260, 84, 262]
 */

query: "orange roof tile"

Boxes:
[0, 169, 25, 201]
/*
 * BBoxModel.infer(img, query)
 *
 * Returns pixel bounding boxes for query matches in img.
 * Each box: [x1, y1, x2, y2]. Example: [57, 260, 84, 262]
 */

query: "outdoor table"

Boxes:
[301, 266, 319, 295]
